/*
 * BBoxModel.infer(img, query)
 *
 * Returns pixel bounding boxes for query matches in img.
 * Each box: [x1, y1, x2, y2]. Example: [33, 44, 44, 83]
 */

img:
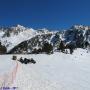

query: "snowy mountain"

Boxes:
[0, 24, 90, 54]
[0, 25, 53, 52]
[65, 25, 90, 43]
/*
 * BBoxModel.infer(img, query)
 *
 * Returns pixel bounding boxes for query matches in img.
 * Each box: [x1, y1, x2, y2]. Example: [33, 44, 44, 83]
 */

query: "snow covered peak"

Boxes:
[71, 25, 90, 30]
[37, 28, 54, 35]
[74, 25, 84, 29]
[11, 24, 26, 31]
[17, 24, 25, 29]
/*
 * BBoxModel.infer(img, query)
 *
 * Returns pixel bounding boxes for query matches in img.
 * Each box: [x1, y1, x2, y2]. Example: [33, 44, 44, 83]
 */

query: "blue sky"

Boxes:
[0, 0, 90, 29]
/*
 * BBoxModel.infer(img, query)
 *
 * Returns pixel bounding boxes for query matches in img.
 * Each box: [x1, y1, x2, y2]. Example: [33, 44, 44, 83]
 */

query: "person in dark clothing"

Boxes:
[24, 58, 30, 64]
[19, 57, 24, 63]
[30, 58, 36, 64]
[19, 57, 36, 64]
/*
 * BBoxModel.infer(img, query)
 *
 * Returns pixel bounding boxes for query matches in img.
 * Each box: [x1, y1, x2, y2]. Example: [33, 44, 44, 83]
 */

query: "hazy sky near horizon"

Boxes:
[0, 0, 90, 29]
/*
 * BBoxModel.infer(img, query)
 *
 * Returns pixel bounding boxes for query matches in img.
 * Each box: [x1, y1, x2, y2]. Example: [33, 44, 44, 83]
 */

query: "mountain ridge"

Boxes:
[0, 24, 90, 54]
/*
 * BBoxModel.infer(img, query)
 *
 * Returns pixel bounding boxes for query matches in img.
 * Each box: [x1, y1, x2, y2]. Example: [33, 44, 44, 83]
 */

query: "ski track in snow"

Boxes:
[0, 49, 90, 90]
[0, 61, 19, 88]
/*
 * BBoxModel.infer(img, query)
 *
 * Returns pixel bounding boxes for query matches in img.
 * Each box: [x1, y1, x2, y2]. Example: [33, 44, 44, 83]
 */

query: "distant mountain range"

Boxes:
[0, 24, 90, 54]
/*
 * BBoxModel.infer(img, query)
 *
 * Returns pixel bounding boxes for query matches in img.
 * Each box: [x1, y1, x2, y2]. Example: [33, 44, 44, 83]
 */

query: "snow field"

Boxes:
[0, 49, 90, 90]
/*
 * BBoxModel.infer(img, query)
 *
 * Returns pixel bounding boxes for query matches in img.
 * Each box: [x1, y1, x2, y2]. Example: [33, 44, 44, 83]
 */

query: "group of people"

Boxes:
[19, 57, 36, 64]
[12, 55, 36, 64]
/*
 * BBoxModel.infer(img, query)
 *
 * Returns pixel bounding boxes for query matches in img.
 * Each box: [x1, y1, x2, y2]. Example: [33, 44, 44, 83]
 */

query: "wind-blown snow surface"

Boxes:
[0, 56, 16, 75]
[0, 49, 90, 90]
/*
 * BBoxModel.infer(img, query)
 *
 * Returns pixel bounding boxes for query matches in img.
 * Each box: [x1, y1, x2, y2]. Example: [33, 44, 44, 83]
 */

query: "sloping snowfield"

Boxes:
[0, 49, 90, 90]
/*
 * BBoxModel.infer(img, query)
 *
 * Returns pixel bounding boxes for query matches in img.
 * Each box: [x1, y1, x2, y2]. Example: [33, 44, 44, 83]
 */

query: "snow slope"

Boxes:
[0, 25, 53, 52]
[0, 49, 90, 90]
[0, 26, 37, 51]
